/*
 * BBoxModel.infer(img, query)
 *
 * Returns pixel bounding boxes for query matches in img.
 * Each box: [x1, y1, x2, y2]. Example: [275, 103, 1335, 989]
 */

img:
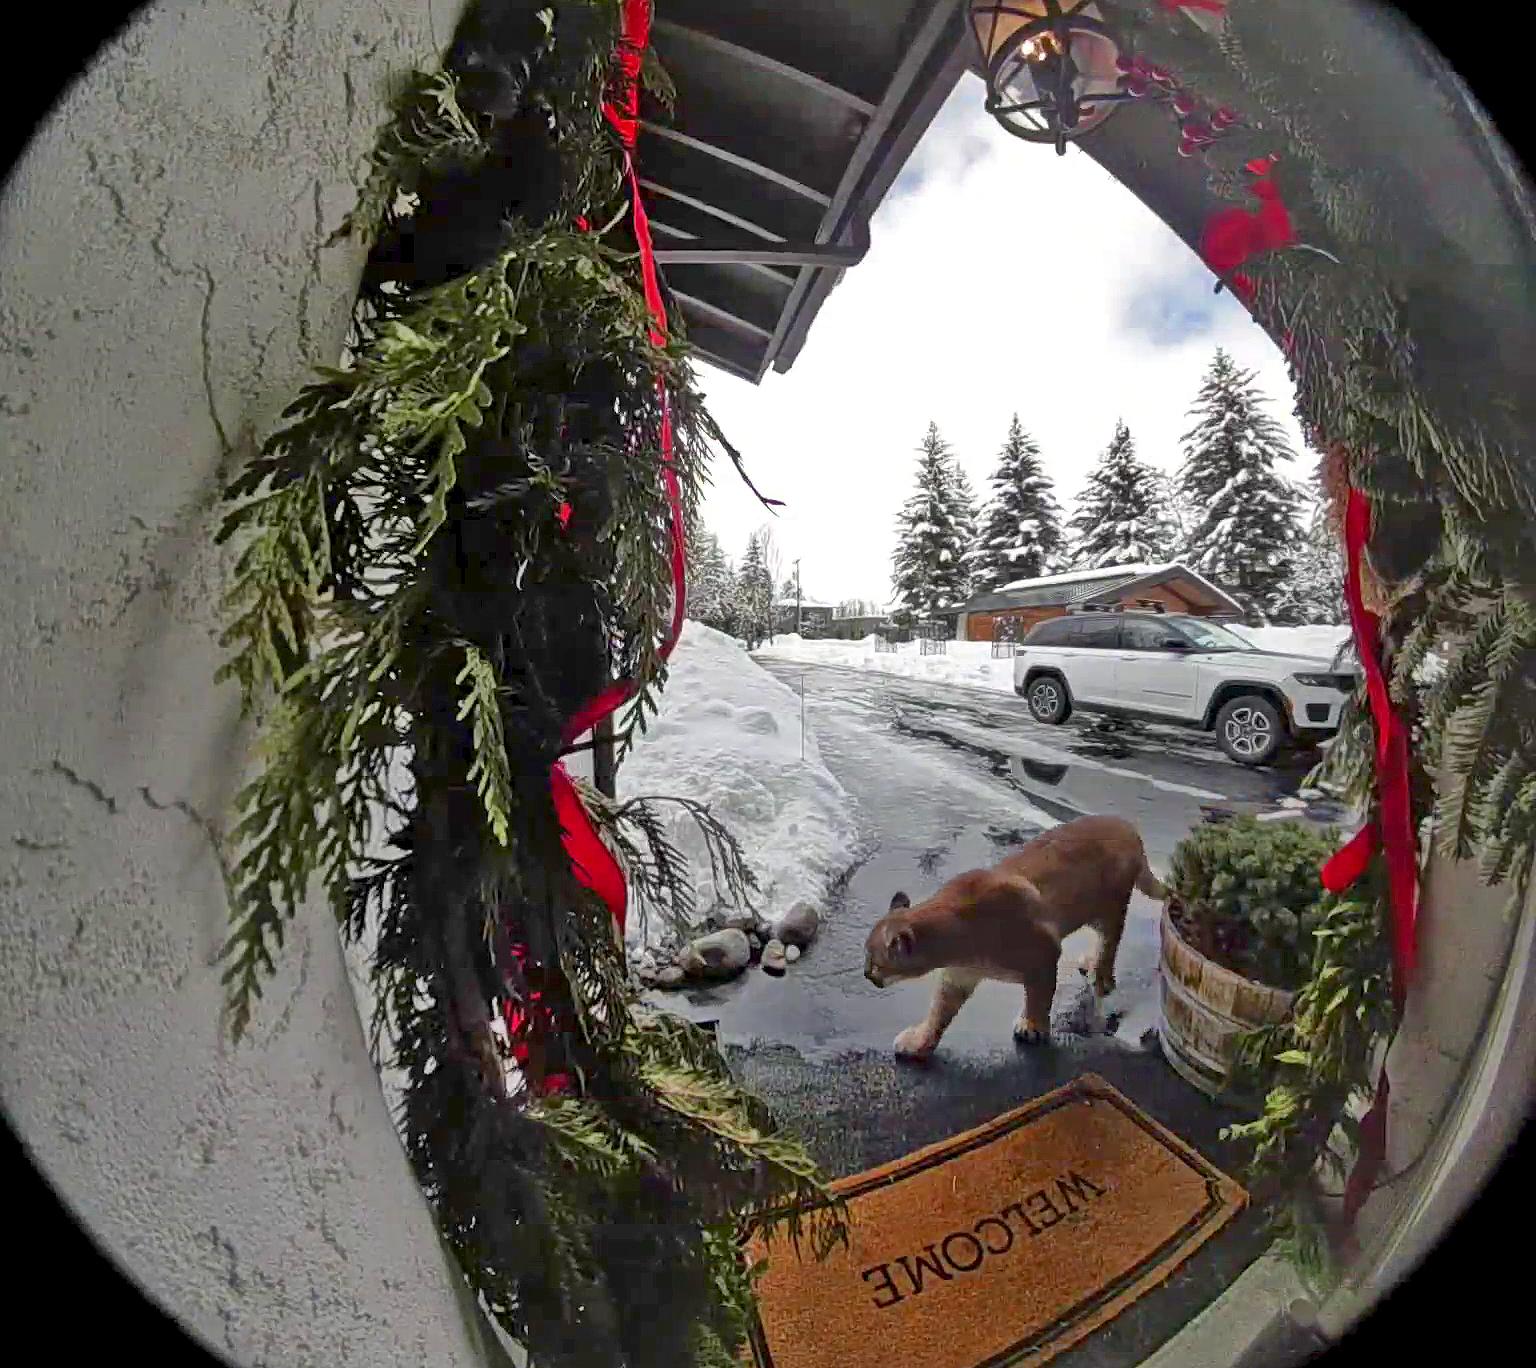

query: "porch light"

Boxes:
[969, 1, 1133, 154]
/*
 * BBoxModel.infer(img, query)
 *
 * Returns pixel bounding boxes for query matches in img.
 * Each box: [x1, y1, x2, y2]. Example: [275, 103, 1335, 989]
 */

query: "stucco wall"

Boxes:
[0, 1, 508, 1363]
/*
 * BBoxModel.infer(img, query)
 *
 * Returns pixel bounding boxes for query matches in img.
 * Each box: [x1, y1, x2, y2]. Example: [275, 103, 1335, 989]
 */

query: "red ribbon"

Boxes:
[1318, 484, 1420, 1238]
[503, 1, 684, 1094]
[1199, 162, 1294, 302]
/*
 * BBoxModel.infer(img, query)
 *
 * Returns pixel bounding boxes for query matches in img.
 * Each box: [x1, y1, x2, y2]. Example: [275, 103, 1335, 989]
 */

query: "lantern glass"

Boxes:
[970, 1, 1128, 145]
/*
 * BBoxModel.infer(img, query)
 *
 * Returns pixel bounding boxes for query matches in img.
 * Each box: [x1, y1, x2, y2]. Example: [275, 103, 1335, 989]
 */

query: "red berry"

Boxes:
[1177, 141, 1196, 158]
[1149, 64, 1172, 85]
[1124, 76, 1149, 97]
[1214, 105, 1237, 125]
[1115, 53, 1136, 73]
[1172, 92, 1197, 115]
[1184, 120, 1212, 141]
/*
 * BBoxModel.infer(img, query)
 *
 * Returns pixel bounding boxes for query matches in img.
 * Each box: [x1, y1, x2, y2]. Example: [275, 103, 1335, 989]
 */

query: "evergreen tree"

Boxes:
[890, 422, 975, 623]
[737, 531, 773, 649]
[1176, 349, 1306, 621]
[1066, 420, 1178, 568]
[971, 414, 1066, 590]
[684, 520, 735, 633]
[1271, 471, 1346, 624]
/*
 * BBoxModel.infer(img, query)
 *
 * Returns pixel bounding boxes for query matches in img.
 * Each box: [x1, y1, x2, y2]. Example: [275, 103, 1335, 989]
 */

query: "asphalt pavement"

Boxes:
[645, 657, 1350, 1368]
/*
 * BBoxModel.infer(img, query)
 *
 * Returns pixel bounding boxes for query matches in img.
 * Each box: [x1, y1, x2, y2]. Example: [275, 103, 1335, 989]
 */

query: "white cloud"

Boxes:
[692, 75, 1310, 605]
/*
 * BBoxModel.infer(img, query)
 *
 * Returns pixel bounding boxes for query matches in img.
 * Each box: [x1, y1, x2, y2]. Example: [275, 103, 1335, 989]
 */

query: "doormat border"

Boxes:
[743, 1072, 1247, 1368]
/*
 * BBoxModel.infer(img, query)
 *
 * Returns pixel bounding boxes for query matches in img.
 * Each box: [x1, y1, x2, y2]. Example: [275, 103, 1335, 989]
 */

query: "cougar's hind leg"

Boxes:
[895, 968, 979, 1061]
[1086, 893, 1131, 1032]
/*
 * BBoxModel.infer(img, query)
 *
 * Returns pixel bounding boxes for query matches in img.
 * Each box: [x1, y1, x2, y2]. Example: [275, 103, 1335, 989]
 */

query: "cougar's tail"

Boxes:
[1135, 855, 1168, 901]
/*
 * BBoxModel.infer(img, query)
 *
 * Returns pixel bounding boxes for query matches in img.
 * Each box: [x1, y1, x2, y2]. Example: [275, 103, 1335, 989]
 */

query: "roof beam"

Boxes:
[691, 346, 758, 383]
[767, 0, 972, 379]
[638, 178, 787, 243]
[670, 290, 776, 343]
[639, 122, 833, 207]
[651, 18, 878, 116]
[651, 213, 870, 270]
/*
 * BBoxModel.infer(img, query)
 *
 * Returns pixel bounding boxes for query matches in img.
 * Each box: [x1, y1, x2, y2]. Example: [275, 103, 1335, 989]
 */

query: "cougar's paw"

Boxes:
[1013, 1021, 1050, 1047]
[893, 1025, 937, 1061]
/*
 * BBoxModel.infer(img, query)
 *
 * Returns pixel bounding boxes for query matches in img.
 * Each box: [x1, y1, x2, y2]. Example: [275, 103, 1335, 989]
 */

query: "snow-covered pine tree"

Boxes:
[737, 530, 773, 648]
[684, 520, 735, 632]
[971, 414, 1066, 591]
[1066, 420, 1178, 569]
[1176, 349, 1306, 622]
[1270, 468, 1346, 625]
[890, 421, 976, 624]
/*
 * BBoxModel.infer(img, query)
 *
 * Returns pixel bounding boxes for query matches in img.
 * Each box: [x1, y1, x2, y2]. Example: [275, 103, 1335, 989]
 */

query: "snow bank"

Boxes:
[1236, 624, 1352, 660]
[616, 621, 863, 957]
[760, 633, 1016, 695]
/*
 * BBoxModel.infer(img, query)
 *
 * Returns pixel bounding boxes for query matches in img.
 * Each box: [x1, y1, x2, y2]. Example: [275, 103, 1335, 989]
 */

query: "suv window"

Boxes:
[1073, 617, 1122, 649]
[1024, 617, 1077, 646]
[1122, 618, 1186, 651]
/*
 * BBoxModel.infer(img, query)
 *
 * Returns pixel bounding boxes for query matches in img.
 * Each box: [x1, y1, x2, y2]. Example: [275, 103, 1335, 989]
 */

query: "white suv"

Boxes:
[1011, 611, 1357, 766]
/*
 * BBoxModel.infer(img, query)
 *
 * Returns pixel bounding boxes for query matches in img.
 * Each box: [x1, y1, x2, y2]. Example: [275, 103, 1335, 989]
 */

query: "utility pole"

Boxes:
[794, 558, 803, 636]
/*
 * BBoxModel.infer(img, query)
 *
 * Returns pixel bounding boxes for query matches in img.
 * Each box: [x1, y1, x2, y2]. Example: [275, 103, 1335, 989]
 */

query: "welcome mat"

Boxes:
[743, 1073, 1246, 1368]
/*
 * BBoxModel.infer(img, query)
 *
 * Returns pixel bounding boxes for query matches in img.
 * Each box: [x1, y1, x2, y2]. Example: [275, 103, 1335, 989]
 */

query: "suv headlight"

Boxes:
[1292, 672, 1352, 690]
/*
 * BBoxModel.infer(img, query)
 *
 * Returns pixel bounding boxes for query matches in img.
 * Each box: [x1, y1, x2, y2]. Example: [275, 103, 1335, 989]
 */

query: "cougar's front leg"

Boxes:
[1014, 951, 1060, 1047]
[894, 969, 978, 1061]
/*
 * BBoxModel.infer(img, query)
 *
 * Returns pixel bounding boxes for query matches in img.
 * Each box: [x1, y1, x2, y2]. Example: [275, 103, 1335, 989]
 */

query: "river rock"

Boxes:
[760, 939, 788, 977]
[722, 911, 758, 935]
[656, 965, 685, 989]
[784, 943, 801, 964]
[773, 900, 820, 949]
[679, 928, 751, 981]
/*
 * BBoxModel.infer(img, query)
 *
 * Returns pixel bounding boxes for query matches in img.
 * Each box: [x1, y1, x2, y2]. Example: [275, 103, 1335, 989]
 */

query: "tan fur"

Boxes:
[863, 815, 1167, 1059]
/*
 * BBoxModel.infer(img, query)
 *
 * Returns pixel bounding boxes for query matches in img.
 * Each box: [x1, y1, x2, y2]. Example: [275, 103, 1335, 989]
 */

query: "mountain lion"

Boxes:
[863, 814, 1167, 1059]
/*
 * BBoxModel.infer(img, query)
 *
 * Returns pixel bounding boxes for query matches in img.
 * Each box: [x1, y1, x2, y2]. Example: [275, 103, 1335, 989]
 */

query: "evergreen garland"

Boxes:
[1104, 0, 1536, 1275]
[215, 3, 842, 1363]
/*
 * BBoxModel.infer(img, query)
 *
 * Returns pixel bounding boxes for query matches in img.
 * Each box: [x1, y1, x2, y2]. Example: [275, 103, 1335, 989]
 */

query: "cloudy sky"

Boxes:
[690, 72, 1311, 607]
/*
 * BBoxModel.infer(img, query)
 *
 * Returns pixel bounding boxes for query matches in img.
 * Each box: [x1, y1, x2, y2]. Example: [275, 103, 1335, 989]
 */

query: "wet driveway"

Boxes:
[646, 658, 1350, 1368]
[659, 657, 1346, 1061]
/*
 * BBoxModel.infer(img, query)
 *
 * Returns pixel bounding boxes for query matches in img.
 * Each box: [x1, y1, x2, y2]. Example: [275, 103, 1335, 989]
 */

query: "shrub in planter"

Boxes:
[1168, 815, 1341, 992]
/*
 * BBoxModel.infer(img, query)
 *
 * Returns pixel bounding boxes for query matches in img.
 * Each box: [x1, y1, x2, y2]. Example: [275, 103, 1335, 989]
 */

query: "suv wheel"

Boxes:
[1026, 675, 1070, 725]
[1215, 694, 1285, 766]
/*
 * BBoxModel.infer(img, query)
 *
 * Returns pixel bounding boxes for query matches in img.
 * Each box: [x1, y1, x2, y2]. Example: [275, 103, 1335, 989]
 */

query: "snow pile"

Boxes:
[1236, 624, 1352, 660]
[617, 621, 863, 957]
[760, 633, 1016, 695]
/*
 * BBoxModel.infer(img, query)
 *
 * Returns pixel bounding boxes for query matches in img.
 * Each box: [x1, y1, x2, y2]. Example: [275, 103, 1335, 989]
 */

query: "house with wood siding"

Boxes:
[949, 562, 1245, 642]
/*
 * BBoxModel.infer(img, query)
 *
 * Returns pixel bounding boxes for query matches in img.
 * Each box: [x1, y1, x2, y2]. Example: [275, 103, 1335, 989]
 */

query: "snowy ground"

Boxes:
[756, 622, 1353, 695]
[616, 621, 864, 959]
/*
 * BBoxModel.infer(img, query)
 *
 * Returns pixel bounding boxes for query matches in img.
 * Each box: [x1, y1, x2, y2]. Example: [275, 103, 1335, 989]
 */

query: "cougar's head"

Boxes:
[864, 891, 924, 987]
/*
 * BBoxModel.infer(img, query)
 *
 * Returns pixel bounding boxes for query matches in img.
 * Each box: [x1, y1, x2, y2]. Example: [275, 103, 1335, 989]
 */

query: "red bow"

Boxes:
[1199, 164, 1294, 301]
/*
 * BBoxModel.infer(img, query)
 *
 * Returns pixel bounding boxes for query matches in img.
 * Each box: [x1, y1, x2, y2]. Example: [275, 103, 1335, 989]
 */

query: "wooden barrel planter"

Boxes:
[1157, 897, 1296, 1101]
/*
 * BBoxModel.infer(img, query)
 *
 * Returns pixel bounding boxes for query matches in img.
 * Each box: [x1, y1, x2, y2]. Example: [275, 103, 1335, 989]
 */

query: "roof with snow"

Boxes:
[953, 562, 1245, 617]
[773, 595, 837, 610]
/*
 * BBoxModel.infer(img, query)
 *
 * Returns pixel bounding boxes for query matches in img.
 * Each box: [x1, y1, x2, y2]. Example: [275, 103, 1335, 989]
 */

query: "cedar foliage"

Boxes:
[215, 4, 842, 1363]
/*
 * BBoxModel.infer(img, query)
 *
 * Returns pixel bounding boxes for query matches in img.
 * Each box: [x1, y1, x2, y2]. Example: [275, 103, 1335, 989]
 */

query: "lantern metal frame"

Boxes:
[970, 1, 1139, 155]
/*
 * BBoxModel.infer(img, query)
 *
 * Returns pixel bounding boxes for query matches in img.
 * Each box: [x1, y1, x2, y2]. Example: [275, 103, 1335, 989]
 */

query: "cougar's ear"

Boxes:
[886, 925, 916, 959]
[889, 891, 911, 912]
